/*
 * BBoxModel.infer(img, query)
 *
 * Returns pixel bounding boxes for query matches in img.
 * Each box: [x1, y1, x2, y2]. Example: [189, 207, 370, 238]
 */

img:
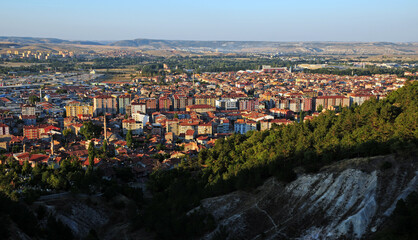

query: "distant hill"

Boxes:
[109, 38, 296, 49]
[108, 38, 259, 49]
[109, 38, 418, 54]
[1, 36, 417, 55]
[0, 36, 103, 46]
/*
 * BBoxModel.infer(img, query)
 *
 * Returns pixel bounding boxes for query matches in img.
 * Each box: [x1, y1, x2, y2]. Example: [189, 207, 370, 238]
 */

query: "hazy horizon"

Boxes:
[1, 0, 417, 42]
[2, 35, 418, 44]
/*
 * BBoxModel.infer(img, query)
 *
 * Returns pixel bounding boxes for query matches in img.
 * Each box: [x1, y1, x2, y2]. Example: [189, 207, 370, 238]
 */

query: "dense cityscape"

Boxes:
[0, 60, 413, 175]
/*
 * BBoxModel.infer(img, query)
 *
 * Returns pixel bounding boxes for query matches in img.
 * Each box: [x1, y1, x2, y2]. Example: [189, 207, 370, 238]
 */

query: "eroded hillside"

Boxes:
[198, 154, 417, 240]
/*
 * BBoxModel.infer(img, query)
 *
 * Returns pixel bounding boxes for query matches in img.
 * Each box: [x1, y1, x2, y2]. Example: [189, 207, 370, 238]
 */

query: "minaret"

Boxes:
[39, 88, 42, 101]
[103, 98, 107, 141]
[50, 134, 54, 155]
[104, 114, 107, 141]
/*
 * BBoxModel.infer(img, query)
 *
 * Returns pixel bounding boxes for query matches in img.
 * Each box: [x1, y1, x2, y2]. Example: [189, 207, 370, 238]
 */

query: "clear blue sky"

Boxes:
[1, 0, 417, 42]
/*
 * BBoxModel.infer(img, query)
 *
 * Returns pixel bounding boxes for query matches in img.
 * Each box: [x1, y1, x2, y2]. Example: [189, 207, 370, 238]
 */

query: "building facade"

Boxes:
[93, 95, 117, 116]
[65, 101, 94, 117]
[0, 124, 10, 136]
[159, 96, 173, 112]
[234, 119, 257, 134]
[118, 94, 131, 115]
[122, 119, 143, 135]
[173, 95, 193, 111]
[195, 95, 217, 107]
[21, 104, 36, 116]
[131, 101, 146, 115]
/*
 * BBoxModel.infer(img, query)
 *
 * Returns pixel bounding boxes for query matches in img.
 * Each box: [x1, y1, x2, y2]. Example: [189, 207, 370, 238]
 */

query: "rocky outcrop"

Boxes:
[35, 194, 110, 238]
[199, 155, 418, 240]
[30, 192, 155, 240]
[55, 202, 109, 238]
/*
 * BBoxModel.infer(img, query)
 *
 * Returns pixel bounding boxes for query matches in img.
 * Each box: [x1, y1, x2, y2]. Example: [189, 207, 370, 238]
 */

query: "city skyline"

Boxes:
[1, 0, 417, 42]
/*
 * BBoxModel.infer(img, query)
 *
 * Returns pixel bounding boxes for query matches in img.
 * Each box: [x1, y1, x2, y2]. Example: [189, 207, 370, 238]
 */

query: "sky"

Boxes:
[0, 0, 417, 42]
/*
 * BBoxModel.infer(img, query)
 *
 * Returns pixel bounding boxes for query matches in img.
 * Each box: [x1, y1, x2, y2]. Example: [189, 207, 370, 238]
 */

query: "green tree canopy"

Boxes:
[88, 141, 95, 167]
[28, 95, 40, 104]
[126, 130, 133, 148]
[80, 121, 102, 140]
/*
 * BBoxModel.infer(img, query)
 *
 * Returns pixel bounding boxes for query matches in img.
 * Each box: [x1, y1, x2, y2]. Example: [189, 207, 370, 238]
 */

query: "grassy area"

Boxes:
[0, 62, 48, 67]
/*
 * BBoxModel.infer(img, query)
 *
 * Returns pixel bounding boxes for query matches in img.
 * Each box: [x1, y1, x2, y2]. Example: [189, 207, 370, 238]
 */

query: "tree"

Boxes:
[62, 128, 73, 145]
[88, 141, 95, 167]
[80, 121, 101, 140]
[62, 128, 72, 138]
[55, 89, 67, 94]
[299, 110, 305, 123]
[317, 104, 323, 112]
[126, 130, 133, 148]
[22, 161, 31, 175]
[12, 145, 20, 153]
[156, 143, 166, 151]
[28, 95, 40, 104]
[102, 140, 107, 156]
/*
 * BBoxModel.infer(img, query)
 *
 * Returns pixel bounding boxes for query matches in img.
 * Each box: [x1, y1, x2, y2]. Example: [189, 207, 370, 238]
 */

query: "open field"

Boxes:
[0, 62, 47, 67]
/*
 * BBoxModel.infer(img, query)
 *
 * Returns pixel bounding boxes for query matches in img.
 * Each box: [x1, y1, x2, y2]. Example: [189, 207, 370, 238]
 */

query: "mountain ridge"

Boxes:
[0, 36, 103, 46]
[1, 36, 418, 54]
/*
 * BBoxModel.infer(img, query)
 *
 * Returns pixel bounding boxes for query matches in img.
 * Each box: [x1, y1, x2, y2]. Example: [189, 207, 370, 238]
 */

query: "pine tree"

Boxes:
[102, 140, 107, 154]
[88, 141, 95, 167]
[126, 130, 133, 148]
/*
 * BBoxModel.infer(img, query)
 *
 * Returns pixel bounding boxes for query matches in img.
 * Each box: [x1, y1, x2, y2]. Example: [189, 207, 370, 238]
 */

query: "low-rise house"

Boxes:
[198, 122, 213, 136]
[122, 118, 143, 135]
[260, 119, 293, 131]
[234, 119, 257, 134]
[165, 132, 174, 144]
[186, 105, 216, 113]
[14, 152, 50, 167]
[185, 129, 196, 141]
[243, 112, 274, 122]
[269, 108, 294, 119]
